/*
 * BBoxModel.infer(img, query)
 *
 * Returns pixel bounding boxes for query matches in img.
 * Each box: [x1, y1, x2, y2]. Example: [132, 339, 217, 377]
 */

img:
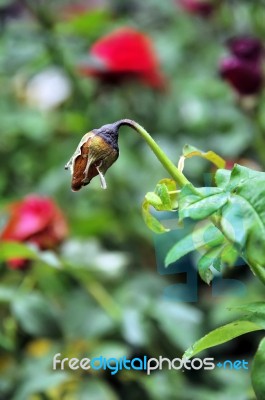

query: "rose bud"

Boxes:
[65, 122, 120, 191]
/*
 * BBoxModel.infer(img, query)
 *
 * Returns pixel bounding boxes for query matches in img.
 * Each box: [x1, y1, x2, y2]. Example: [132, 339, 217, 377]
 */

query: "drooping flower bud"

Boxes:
[65, 122, 120, 191]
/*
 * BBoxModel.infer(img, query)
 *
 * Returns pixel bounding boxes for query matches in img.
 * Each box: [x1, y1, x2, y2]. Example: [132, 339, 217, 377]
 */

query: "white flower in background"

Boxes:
[61, 238, 129, 278]
[25, 67, 72, 111]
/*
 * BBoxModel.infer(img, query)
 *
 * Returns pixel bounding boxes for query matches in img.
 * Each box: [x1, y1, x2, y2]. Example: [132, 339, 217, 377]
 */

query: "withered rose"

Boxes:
[65, 122, 120, 191]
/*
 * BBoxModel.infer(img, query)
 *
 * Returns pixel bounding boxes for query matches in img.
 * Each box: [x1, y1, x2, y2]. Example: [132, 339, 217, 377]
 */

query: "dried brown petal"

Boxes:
[65, 125, 120, 191]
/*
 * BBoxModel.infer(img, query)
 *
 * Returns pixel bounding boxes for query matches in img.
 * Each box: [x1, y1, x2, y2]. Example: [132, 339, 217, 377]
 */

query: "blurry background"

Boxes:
[0, 0, 265, 398]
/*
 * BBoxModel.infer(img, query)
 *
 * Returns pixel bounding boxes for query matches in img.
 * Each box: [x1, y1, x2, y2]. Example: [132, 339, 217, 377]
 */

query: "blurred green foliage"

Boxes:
[1, 0, 265, 399]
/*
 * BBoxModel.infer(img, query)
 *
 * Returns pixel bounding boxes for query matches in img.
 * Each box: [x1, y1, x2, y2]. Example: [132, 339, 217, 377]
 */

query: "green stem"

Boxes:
[121, 119, 265, 285]
[86, 281, 122, 322]
[116, 119, 191, 189]
[125, 119, 265, 286]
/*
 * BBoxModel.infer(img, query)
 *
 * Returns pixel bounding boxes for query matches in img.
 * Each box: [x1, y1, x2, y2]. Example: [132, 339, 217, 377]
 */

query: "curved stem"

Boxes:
[116, 119, 191, 188]
[120, 119, 265, 285]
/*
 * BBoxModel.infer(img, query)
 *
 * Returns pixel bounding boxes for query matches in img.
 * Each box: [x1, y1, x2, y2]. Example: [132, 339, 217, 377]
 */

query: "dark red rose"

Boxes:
[219, 57, 263, 96]
[219, 36, 264, 96]
[177, 0, 215, 17]
[0, 195, 68, 269]
[227, 37, 263, 62]
[79, 27, 166, 89]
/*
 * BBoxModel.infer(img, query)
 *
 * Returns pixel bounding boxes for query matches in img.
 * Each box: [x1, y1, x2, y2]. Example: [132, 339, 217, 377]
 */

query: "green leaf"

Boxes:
[154, 183, 172, 210]
[221, 244, 239, 267]
[178, 165, 265, 273]
[158, 178, 177, 192]
[165, 223, 224, 266]
[142, 199, 169, 234]
[157, 178, 178, 209]
[150, 300, 202, 350]
[184, 321, 263, 359]
[218, 165, 265, 267]
[198, 247, 222, 284]
[145, 192, 163, 209]
[61, 290, 115, 339]
[145, 179, 177, 212]
[182, 144, 226, 169]
[0, 242, 38, 261]
[179, 185, 228, 220]
[0, 285, 17, 303]
[228, 302, 265, 329]
[11, 293, 61, 337]
[226, 164, 265, 191]
[198, 243, 239, 284]
[13, 371, 69, 400]
[231, 302, 265, 315]
[215, 169, 231, 189]
[251, 337, 265, 400]
[77, 379, 119, 400]
[142, 185, 174, 234]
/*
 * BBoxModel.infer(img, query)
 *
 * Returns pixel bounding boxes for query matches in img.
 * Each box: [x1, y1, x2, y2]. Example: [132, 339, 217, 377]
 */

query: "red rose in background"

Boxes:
[0, 195, 68, 269]
[177, 0, 216, 17]
[79, 27, 166, 89]
[219, 36, 264, 96]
